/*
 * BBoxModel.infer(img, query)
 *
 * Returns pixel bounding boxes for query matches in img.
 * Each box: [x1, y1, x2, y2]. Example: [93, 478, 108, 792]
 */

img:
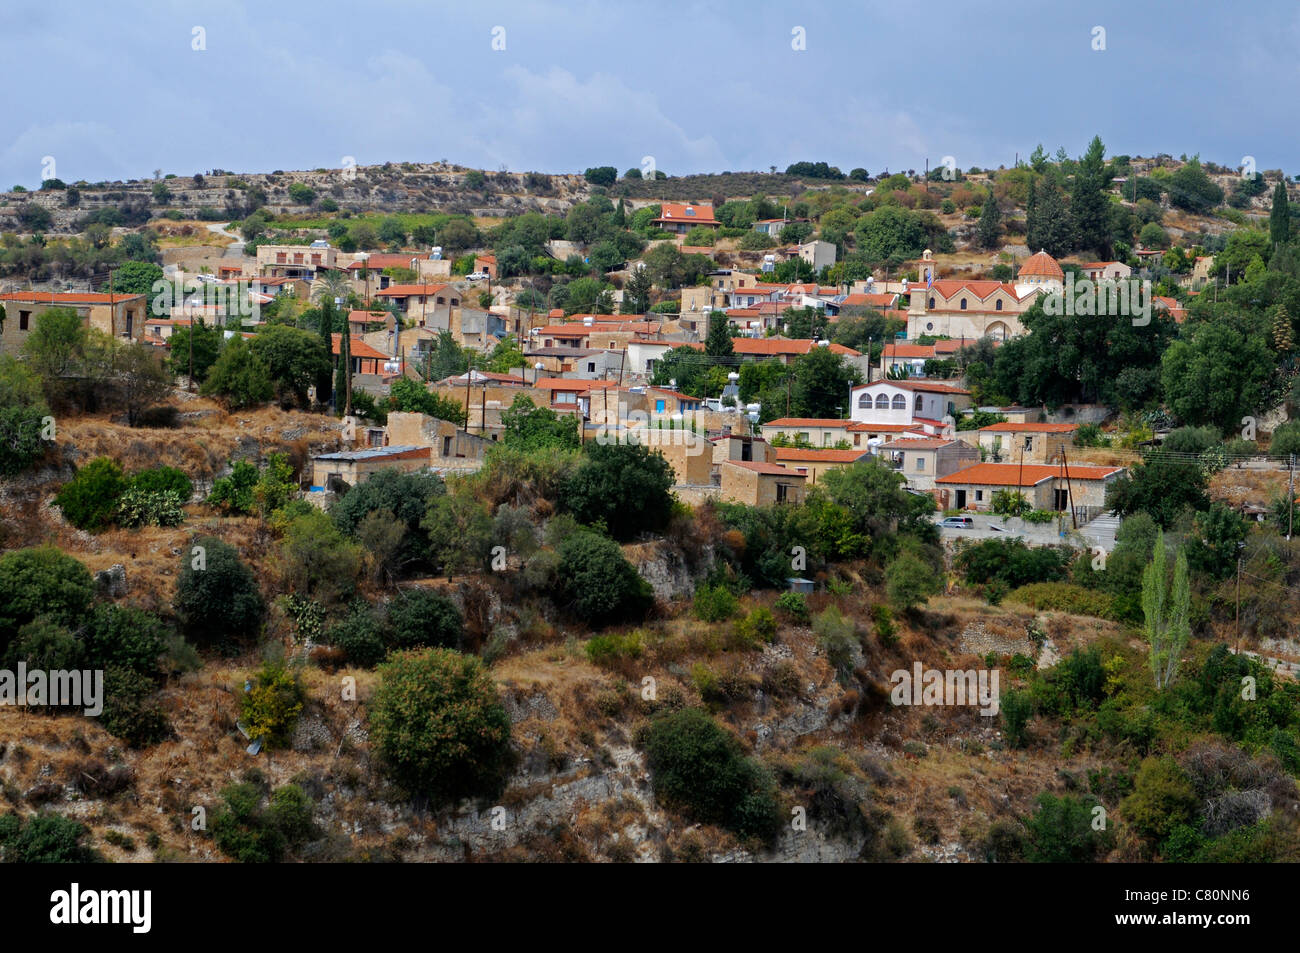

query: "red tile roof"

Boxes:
[842, 292, 900, 308]
[853, 380, 970, 395]
[774, 448, 870, 463]
[880, 437, 962, 450]
[935, 463, 1122, 486]
[1018, 250, 1065, 280]
[0, 291, 144, 304]
[684, 338, 861, 357]
[764, 417, 853, 428]
[979, 422, 1078, 433]
[346, 253, 425, 271]
[652, 203, 719, 226]
[373, 283, 451, 297]
[331, 334, 390, 360]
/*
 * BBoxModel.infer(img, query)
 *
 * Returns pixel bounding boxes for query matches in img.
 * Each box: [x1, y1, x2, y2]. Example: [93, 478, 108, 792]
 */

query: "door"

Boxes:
[955, 489, 967, 509]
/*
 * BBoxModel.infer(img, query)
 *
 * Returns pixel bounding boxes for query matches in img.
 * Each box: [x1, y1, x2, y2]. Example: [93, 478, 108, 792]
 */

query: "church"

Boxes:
[905, 249, 1064, 341]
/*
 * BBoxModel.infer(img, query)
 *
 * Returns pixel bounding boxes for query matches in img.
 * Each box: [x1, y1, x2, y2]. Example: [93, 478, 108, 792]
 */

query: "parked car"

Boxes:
[938, 516, 974, 528]
[466, 272, 489, 281]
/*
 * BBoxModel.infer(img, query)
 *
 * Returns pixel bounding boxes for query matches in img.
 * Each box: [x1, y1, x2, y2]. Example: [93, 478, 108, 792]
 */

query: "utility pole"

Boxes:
[1062, 446, 1077, 529]
[1289, 453, 1296, 540]
[1235, 556, 1243, 653]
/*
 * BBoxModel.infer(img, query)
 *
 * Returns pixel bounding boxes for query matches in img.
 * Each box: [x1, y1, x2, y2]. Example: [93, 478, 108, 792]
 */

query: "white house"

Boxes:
[849, 380, 973, 433]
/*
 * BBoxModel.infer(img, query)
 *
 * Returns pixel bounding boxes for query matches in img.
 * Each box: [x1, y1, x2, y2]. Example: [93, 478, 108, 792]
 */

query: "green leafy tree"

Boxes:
[421, 493, 493, 579]
[1023, 793, 1110, 862]
[201, 337, 274, 409]
[500, 395, 580, 451]
[248, 325, 329, 407]
[705, 311, 734, 358]
[0, 356, 50, 476]
[370, 648, 514, 806]
[387, 377, 467, 427]
[1167, 157, 1224, 214]
[1160, 321, 1272, 431]
[276, 508, 362, 607]
[562, 442, 675, 541]
[788, 346, 863, 420]
[556, 531, 654, 627]
[1270, 180, 1291, 246]
[976, 188, 1002, 250]
[885, 552, 941, 611]
[1106, 454, 1209, 528]
[0, 547, 94, 651]
[332, 469, 445, 574]
[1070, 135, 1110, 253]
[166, 321, 222, 384]
[174, 536, 266, 646]
[1141, 531, 1191, 690]
[1120, 756, 1198, 842]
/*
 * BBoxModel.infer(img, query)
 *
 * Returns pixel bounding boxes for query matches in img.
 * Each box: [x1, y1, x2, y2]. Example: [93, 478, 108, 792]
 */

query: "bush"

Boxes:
[174, 536, 265, 646]
[276, 508, 362, 607]
[1006, 582, 1115, 619]
[0, 812, 100, 862]
[4, 618, 81, 670]
[0, 546, 94, 651]
[1120, 756, 1199, 842]
[115, 487, 185, 528]
[640, 708, 781, 841]
[82, 604, 167, 677]
[97, 666, 171, 746]
[386, 589, 464, 651]
[1001, 690, 1033, 748]
[129, 465, 192, 501]
[734, 607, 777, 646]
[585, 630, 645, 667]
[956, 538, 1073, 589]
[556, 531, 654, 627]
[240, 662, 305, 748]
[325, 601, 389, 667]
[370, 648, 514, 806]
[201, 336, 274, 409]
[813, 606, 857, 679]
[1023, 793, 1111, 862]
[561, 443, 675, 542]
[773, 591, 809, 622]
[208, 459, 259, 514]
[54, 457, 128, 531]
[211, 782, 315, 863]
[871, 604, 898, 646]
[885, 552, 941, 611]
[692, 584, 739, 623]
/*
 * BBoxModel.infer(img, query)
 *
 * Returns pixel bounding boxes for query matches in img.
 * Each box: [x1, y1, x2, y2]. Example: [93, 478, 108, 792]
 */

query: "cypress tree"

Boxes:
[977, 188, 1002, 250]
[1271, 180, 1291, 247]
[316, 298, 334, 407]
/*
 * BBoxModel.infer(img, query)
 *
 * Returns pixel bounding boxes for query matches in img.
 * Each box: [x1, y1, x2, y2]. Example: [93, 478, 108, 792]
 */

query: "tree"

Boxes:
[0, 356, 50, 477]
[1070, 135, 1110, 254]
[287, 182, 315, 204]
[556, 531, 654, 627]
[788, 346, 863, 420]
[1167, 157, 1224, 214]
[387, 376, 467, 427]
[0, 547, 94, 651]
[640, 708, 781, 840]
[562, 442, 675, 541]
[1106, 455, 1209, 528]
[1029, 181, 1075, 257]
[166, 320, 222, 384]
[332, 469, 444, 575]
[705, 311, 734, 358]
[370, 648, 513, 806]
[22, 307, 86, 384]
[201, 337, 273, 409]
[1160, 321, 1273, 431]
[976, 188, 1001, 250]
[113, 261, 164, 297]
[276, 508, 362, 607]
[1185, 503, 1247, 581]
[112, 341, 173, 426]
[885, 551, 941, 611]
[386, 589, 465, 652]
[421, 493, 493, 578]
[1270, 180, 1291, 247]
[623, 266, 654, 314]
[1142, 531, 1190, 690]
[249, 325, 329, 407]
[583, 166, 617, 187]
[500, 395, 580, 451]
[174, 536, 265, 645]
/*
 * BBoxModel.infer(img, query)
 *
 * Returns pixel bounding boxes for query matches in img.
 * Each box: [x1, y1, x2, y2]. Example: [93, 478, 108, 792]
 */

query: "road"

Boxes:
[935, 511, 1119, 552]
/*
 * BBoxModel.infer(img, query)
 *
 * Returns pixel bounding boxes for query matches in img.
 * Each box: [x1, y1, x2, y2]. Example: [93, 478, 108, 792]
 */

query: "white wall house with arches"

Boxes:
[849, 380, 974, 434]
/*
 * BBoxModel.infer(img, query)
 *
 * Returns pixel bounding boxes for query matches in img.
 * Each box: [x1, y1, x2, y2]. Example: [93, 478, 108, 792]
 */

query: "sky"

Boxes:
[2, 0, 1297, 188]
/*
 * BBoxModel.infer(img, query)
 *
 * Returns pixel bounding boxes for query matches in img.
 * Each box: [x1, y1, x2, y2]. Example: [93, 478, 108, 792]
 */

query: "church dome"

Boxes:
[1018, 250, 1064, 280]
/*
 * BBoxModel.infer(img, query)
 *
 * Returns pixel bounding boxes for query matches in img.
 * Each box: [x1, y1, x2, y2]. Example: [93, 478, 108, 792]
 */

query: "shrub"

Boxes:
[692, 584, 739, 623]
[276, 508, 362, 607]
[130, 465, 192, 500]
[115, 487, 185, 528]
[640, 708, 781, 841]
[82, 604, 167, 677]
[734, 607, 777, 646]
[98, 666, 170, 747]
[556, 531, 654, 628]
[1023, 793, 1111, 862]
[585, 630, 646, 667]
[211, 781, 315, 863]
[774, 591, 809, 622]
[813, 606, 857, 678]
[370, 648, 514, 806]
[0, 546, 94, 651]
[240, 662, 305, 748]
[54, 457, 128, 531]
[1006, 582, 1115, 619]
[386, 589, 464, 651]
[885, 552, 941, 611]
[208, 459, 259, 514]
[0, 812, 100, 862]
[4, 618, 81, 670]
[561, 442, 675, 542]
[956, 538, 1073, 589]
[871, 604, 898, 646]
[1001, 690, 1033, 748]
[1120, 756, 1199, 842]
[325, 601, 389, 667]
[174, 536, 265, 646]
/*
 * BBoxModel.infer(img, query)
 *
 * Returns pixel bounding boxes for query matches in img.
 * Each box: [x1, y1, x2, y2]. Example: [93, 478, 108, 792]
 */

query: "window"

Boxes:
[928, 297, 935, 308]
[975, 490, 983, 501]
[960, 298, 967, 310]
[655, 399, 665, 413]
[854, 434, 860, 446]
[587, 362, 596, 373]
[859, 393, 872, 408]
[1024, 435, 1033, 451]
[926, 322, 934, 331]
[916, 456, 925, 471]
[891, 394, 905, 410]
[995, 299, 1003, 311]
[276, 253, 287, 263]
[915, 395, 923, 413]
[875, 394, 890, 409]
[609, 341, 616, 348]
[19, 310, 30, 330]
[436, 296, 446, 305]
[442, 436, 453, 456]
[776, 482, 790, 503]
